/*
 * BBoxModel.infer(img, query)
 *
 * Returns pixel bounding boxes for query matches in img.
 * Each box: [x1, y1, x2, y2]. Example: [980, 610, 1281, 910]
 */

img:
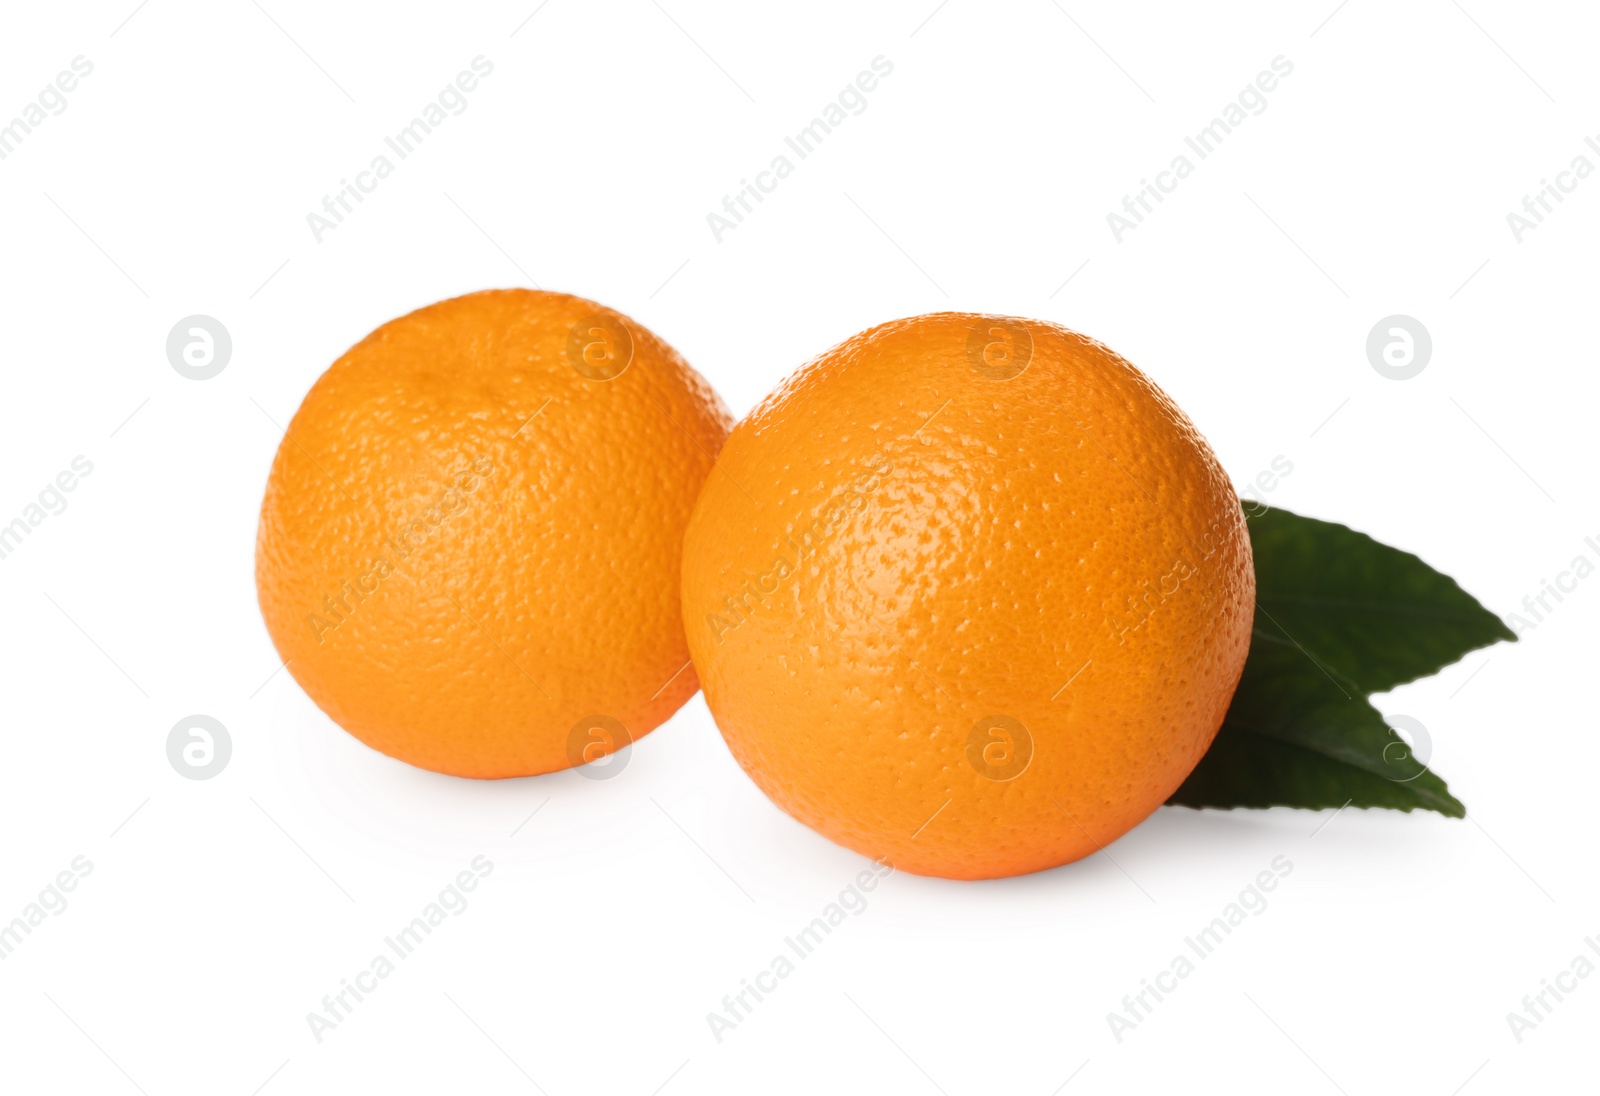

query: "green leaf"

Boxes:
[1167, 503, 1513, 816]
[1248, 505, 1514, 694]
[1168, 723, 1462, 815]
[1169, 631, 1464, 816]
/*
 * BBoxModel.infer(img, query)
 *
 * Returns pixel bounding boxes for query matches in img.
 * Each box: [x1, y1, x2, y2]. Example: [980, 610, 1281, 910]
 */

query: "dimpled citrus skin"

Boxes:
[681, 313, 1254, 880]
[256, 289, 731, 778]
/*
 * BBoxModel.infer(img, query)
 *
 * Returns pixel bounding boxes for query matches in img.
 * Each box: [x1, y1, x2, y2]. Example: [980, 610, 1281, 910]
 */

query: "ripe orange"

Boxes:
[256, 289, 732, 778]
[680, 313, 1254, 879]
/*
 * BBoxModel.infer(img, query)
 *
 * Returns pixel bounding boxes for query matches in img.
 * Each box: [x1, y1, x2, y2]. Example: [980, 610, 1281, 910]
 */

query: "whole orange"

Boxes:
[680, 314, 1254, 879]
[256, 289, 731, 778]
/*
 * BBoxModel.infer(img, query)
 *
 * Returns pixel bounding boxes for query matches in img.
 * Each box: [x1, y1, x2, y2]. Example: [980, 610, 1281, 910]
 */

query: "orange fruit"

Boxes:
[256, 289, 732, 778]
[680, 313, 1254, 879]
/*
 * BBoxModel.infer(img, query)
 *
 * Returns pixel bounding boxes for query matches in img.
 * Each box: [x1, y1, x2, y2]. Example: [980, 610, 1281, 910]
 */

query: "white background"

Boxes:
[0, 1, 1594, 1093]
